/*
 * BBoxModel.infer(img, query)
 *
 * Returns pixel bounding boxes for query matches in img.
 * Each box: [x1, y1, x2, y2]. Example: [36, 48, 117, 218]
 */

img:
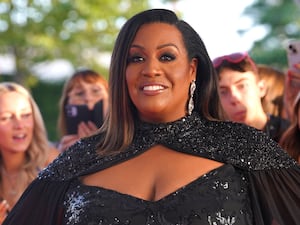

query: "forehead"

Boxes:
[0, 91, 31, 111]
[132, 22, 184, 47]
[218, 69, 258, 84]
[71, 81, 105, 90]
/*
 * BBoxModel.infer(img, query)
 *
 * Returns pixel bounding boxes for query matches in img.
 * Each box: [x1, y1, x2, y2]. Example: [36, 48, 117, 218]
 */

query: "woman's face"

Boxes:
[0, 91, 34, 154]
[126, 23, 197, 122]
[68, 81, 108, 110]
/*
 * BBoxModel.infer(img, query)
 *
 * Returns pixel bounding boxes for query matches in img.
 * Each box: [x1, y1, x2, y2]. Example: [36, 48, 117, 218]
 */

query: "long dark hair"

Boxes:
[97, 9, 221, 155]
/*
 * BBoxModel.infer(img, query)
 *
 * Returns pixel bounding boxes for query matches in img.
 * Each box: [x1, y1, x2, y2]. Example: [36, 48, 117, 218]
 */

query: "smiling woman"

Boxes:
[3, 9, 300, 225]
[126, 22, 197, 122]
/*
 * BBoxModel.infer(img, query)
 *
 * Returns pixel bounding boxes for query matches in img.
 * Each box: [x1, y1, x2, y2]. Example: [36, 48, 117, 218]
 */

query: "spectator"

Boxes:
[56, 69, 108, 152]
[0, 82, 59, 223]
[213, 52, 290, 142]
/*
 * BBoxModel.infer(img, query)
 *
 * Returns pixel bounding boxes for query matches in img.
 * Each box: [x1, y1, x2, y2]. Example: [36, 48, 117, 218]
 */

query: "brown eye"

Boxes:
[0, 115, 11, 122]
[160, 53, 175, 61]
[22, 113, 32, 119]
[128, 55, 144, 63]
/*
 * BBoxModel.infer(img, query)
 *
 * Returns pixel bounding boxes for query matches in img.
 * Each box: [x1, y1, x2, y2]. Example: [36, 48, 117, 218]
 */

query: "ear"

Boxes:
[189, 58, 198, 81]
[258, 79, 267, 98]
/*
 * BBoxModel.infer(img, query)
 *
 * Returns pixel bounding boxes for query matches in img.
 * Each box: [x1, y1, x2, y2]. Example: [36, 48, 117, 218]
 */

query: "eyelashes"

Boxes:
[127, 52, 176, 64]
[160, 53, 176, 61]
[127, 55, 144, 63]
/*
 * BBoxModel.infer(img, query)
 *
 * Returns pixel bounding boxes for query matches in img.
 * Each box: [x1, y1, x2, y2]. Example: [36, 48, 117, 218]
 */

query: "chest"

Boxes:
[80, 145, 224, 201]
[63, 163, 252, 225]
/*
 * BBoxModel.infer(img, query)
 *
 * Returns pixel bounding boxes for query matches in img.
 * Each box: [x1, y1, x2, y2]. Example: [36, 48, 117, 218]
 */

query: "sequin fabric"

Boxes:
[36, 112, 298, 225]
[39, 112, 297, 181]
[63, 164, 252, 225]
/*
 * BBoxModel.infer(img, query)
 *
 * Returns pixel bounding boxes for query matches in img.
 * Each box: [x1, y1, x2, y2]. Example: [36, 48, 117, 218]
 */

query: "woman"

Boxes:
[57, 69, 108, 151]
[280, 91, 300, 162]
[3, 9, 300, 225]
[0, 82, 59, 224]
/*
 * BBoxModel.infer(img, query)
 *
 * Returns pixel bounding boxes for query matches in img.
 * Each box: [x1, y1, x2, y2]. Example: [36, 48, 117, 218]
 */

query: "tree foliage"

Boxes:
[242, 0, 300, 69]
[0, 0, 149, 85]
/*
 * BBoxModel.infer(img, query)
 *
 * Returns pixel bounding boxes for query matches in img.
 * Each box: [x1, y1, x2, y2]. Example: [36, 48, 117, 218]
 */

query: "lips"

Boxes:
[13, 133, 27, 140]
[233, 111, 246, 121]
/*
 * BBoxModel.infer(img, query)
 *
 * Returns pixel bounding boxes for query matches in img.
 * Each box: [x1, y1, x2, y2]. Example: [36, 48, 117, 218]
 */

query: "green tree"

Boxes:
[0, 0, 149, 85]
[242, 0, 300, 69]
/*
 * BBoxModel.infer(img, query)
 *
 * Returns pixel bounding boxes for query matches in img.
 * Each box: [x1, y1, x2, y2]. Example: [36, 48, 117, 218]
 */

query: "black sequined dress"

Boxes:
[3, 113, 300, 225]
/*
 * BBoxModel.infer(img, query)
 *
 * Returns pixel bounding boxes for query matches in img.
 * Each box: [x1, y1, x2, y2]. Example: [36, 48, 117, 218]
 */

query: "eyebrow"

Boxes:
[157, 43, 179, 50]
[130, 43, 179, 51]
[219, 77, 249, 88]
[0, 107, 32, 114]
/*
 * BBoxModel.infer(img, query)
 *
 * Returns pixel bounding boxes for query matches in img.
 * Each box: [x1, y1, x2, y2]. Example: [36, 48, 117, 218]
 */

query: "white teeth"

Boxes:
[143, 85, 164, 91]
[14, 134, 25, 138]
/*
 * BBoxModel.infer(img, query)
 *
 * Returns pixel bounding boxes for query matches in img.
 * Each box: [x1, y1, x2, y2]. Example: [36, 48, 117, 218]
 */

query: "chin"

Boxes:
[11, 144, 31, 153]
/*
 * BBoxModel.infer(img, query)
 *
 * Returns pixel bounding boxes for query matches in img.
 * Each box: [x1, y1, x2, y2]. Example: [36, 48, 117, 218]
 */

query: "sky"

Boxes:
[150, 0, 264, 60]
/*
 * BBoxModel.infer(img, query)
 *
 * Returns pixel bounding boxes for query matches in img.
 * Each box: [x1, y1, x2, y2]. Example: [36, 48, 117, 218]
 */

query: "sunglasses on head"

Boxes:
[212, 52, 253, 68]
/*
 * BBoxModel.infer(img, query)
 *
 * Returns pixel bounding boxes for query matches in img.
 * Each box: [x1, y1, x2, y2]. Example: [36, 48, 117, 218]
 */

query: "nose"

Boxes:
[229, 89, 241, 105]
[83, 97, 95, 110]
[141, 58, 161, 77]
[83, 92, 102, 110]
[13, 116, 24, 129]
[86, 101, 95, 110]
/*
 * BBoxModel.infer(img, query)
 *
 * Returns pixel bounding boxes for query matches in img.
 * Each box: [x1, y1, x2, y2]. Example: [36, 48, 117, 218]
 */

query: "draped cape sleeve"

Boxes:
[3, 179, 71, 225]
[3, 113, 300, 225]
[249, 167, 300, 225]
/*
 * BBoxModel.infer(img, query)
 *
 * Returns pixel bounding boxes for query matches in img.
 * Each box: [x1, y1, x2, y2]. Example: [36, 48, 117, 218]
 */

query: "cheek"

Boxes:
[220, 95, 232, 107]
[221, 100, 232, 113]
[0, 125, 11, 147]
[68, 97, 78, 105]
[26, 118, 34, 133]
[91, 97, 103, 107]
[173, 64, 192, 79]
[68, 97, 89, 105]
[0, 125, 10, 136]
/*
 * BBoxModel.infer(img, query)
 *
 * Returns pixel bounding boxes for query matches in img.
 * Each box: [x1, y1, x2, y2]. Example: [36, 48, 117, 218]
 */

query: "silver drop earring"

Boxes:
[188, 80, 196, 115]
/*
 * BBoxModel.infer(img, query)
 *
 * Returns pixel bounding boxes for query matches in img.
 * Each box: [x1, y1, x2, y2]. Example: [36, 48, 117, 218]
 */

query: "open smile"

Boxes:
[142, 85, 165, 91]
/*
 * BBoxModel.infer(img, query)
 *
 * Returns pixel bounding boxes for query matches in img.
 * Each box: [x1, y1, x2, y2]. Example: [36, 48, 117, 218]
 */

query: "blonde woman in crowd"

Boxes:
[57, 69, 109, 152]
[0, 82, 59, 224]
[280, 91, 300, 163]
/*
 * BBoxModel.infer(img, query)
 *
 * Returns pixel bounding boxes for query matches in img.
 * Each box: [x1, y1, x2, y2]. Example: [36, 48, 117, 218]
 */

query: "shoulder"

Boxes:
[38, 134, 102, 181]
[197, 117, 297, 170]
[199, 117, 269, 142]
[44, 146, 60, 167]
